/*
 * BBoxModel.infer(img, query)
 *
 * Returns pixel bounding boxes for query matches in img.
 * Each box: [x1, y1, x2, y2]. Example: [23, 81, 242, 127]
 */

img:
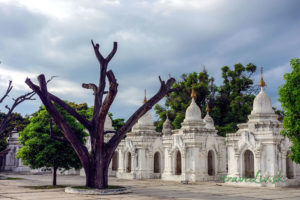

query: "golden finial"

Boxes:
[143, 89, 147, 103]
[191, 85, 196, 100]
[166, 111, 169, 119]
[259, 67, 266, 87]
[206, 102, 210, 113]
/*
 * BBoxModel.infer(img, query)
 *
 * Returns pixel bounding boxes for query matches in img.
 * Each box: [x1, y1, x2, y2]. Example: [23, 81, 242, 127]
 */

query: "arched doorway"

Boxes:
[154, 152, 160, 173]
[244, 150, 254, 178]
[126, 152, 131, 173]
[208, 150, 215, 176]
[175, 151, 182, 175]
[112, 151, 118, 171]
[286, 151, 294, 179]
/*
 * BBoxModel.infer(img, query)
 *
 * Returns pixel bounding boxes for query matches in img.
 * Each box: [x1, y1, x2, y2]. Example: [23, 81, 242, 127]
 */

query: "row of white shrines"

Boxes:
[1, 76, 300, 187]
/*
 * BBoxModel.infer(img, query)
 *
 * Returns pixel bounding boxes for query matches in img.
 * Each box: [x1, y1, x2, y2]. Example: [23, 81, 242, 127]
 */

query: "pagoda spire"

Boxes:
[191, 85, 196, 100]
[143, 89, 147, 104]
[205, 99, 210, 113]
[259, 67, 266, 87]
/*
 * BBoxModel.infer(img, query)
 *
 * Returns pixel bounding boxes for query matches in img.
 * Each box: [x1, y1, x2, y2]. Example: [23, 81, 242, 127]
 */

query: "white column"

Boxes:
[140, 149, 150, 178]
[234, 154, 240, 177]
[282, 153, 287, 178]
[255, 153, 261, 176]
[265, 144, 276, 176]
[199, 150, 208, 176]
[118, 150, 124, 173]
[192, 147, 199, 173]
[182, 149, 186, 180]
[228, 145, 240, 176]
[131, 154, 135, 174]
[162, 148, 172, 176]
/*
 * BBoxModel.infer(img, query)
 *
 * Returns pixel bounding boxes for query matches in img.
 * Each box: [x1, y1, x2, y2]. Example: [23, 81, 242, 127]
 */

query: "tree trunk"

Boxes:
[53, 166, 57, 186]
[84, 158, 110, 189]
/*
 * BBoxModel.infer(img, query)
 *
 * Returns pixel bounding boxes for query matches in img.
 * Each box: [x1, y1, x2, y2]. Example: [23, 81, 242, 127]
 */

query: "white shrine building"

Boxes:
[105, 71, 300, 187]
[226, 72, 300, 187]
[0, 128, 30, 172]
[108, 88, 227, 182]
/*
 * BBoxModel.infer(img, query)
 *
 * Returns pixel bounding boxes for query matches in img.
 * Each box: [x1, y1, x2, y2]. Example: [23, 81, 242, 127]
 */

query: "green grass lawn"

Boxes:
[23, 185, 67, 189]
[72, 185, 125, 190]
[0, 176, 24, 180]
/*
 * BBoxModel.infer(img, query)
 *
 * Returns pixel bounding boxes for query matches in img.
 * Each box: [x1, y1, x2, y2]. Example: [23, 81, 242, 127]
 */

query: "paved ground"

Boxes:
[0, 173, 300, 200]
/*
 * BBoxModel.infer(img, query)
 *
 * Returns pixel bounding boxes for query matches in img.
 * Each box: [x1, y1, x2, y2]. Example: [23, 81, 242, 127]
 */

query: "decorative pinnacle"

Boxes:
[205, 98, 210, 113]
[205, 103, 210, 113]
[143, 89, 147, 103]
[259, 67, 266, 87]
[166, 111, 169, 119]
[191, 85, 196, 100]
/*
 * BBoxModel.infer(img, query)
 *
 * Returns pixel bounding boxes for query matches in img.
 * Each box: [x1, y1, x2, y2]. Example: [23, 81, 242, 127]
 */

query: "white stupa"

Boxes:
[132, 90, 156, 133]
[203, 103, 215, 130]
[104, 115, 114, 131]
[181, 87, 205, 128]
[162, 112, 172, 135]
[247, 69, 279, 123]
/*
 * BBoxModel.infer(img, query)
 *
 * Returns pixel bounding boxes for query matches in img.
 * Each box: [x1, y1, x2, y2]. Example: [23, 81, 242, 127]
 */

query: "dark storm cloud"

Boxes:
[0, 0, 299, 120]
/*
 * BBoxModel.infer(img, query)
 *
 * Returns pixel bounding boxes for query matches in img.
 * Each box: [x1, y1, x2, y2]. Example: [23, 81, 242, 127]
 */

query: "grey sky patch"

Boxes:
[0, 0, 299, 120]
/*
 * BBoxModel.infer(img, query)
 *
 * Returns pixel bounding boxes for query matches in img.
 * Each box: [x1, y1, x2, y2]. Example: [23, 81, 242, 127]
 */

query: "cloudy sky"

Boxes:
[0, 0, 299, 120]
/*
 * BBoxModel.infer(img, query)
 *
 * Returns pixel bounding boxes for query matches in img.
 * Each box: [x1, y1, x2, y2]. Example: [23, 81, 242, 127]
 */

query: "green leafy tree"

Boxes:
[213, 63, 257, 136]
[17, 103, 87, 186]
[108, 113, 125, 131]
[279, 58, 300, 163]
[155, 69, 215, 131]
[0, 113, 29, 151]
[155, 63, 258, 136]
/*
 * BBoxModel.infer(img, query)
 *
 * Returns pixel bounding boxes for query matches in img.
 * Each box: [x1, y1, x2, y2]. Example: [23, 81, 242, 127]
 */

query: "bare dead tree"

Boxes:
[0, 81, 36, 139]
[25, 40, 176, 189]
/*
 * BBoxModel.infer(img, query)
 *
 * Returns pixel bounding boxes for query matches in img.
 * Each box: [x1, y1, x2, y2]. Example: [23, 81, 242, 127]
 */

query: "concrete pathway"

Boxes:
[0, 173, 300, 200]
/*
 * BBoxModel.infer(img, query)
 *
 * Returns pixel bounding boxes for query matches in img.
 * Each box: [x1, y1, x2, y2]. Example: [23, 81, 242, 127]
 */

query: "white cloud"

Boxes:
[0, 0, 115, 20]
[147, 0, 222, 15]
[264, 63, 291, 82]
[0, 65, 37, 91]
[115, 86, 141, 106]
[215, 28, 261, 55]
[0, 65, 92, 103]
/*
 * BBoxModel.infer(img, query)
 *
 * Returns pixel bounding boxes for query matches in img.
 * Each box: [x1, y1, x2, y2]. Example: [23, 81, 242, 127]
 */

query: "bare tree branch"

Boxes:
[47, 76, 58, 84]
[26, 76, 92, 130]
[48, 93, 92, 130]
[0, 80, 13, 104]
[158, 76, 163, 84]
[5, 105, 10, 112]
[49, 119, 69, 143]
[91, 42, 118, 130]
[97, 70, 118, 135]
[25, 75, 90, 169]
[82, 83, 98, 95]
[104, 130, 116, 135]
[107, 76, 176, 149]
[91, 40, 104, 64]
[105, 42, 117, 63]
[0, 89, 36, 138]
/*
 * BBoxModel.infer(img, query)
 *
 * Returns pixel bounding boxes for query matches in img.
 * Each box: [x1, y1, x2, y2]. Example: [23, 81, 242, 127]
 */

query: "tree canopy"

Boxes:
[0, 113, 29, 152]
[155, 63, 258, 136]
[17, 103, 88, 185]
[279, 58, 300, 163]
[154, 70, 214, 131]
